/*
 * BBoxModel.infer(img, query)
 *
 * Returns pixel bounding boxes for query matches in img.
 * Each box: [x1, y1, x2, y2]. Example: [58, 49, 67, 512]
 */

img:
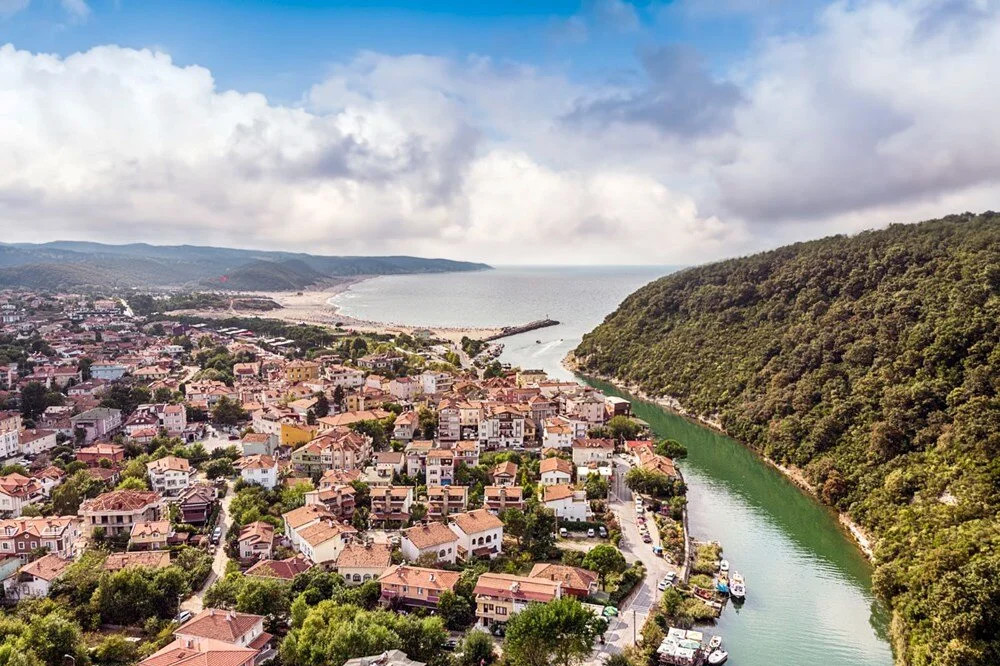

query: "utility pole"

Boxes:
[633, 609, 636, 644]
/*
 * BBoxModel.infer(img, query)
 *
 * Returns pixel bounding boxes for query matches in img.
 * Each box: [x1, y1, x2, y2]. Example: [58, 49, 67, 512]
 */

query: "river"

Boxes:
[332, 266, 894, 666]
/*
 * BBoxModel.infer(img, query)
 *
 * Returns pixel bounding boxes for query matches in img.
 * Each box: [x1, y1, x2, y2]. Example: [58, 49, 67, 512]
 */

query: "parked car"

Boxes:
[587, 528, 595, 538]
[665, 572, 676, 584]
[602, 606, 619, 617]
[175, 610, 193, 624]
[599, 526, 608, 538]
[642, 534, 652, 543]
[657, 580, 668, 591]
[211, 527, 222, 544]
[559, 527, 568, 537]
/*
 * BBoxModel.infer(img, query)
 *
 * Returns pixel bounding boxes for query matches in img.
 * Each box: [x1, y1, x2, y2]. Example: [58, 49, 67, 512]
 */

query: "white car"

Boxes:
[657, 580, 668, 591]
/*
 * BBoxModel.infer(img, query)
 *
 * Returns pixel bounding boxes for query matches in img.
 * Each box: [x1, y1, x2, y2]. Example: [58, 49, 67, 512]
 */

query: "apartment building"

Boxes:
[369, 485, 414, 525]
[400, 522, 460, 564]
[146, 456, 195, 496]
[448, 508, 504, 560]
[377, 564, 461, 609]
[79, 490, 164, 537]
[474, 573, 562, 628]
[426, 485, 468, 519]
[484, 486, 524, 515]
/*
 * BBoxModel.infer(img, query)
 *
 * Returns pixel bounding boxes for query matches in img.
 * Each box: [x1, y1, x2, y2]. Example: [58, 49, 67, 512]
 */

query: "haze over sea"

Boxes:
[332, 265, 894, 666]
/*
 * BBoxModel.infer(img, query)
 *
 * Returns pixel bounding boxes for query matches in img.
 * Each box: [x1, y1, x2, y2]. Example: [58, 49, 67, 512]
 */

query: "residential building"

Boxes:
[291, 429, 372, 476]
[79, 490, 164, 537]
[484, 486, 524, 515]
[177, 485, 218, 525]
[18, 429, 57, 456]
[404, 440, 433, 477]
[388, 377, 419, 401]
[76, 443, 125, 466]
[0, 516, 81, 558]
[373, 451, 405, 481]
[235, 455, 279, 490]
[541, 485, 590, 522]
[283, 505, 356, 564]
[400, 522, 459, 564]
[169, 608, 274, 665]
[90, 363, 128, 381]
[539, 457, 574, 486]
[238, 521, 275, 561]
[326, 365, 365, 390]
[130, 520, 176, 550]
[104, 551, 172, 571]
[334, 542, 392, 585]
[377, 564, 461, 609]
[0, 473, 44, 517]
[240, 433, 277, 457]
[426, 485, 468, 519]
[474, 573, 562, 627]
[491, 461, 518, 487]
[419, 371, 453, 396]
[571, 438, 614, 467]
[70, 407, 122, 443]
[147, 456, 195, 496]
[478, 405, 526, 450]
[392, 411, 418, 442]
[3, 553, 71, 600]
[565, 393, 606, 424]
[528, 563, 599, 598]
[245, 556, 312, 581]
[304, 484, 356, 522]
[284, 360, 320, 383]
[448, 508, 504, 560]
[0, 411, 21, 458]
[425, 449, 456, 486]
[370, 485, 414, 525]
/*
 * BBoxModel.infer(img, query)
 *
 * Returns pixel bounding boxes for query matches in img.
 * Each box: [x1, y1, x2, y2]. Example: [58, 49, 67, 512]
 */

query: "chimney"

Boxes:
[429, 573, 435, 582]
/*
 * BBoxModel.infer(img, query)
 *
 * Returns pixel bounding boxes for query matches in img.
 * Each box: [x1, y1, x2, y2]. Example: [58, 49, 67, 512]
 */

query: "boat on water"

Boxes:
[730, 571, 746, 600]
[719, 559, 729, 572]
[709, 636, 722, 650]
[707, 649, 729, 665]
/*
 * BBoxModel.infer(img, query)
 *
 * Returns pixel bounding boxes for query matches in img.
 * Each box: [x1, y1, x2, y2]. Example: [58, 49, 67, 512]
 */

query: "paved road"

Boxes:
[181, 488, 234, 613]
[587, 471, 680, 664]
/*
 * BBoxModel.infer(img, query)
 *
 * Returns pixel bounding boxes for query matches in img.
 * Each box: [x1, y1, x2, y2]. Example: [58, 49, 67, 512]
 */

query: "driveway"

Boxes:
[181, 488, 234, 613]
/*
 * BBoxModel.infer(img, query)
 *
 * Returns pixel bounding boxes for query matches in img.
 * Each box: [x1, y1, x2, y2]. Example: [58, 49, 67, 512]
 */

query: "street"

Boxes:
[181, 487, 234, 613]
[586, 468, 680, 664]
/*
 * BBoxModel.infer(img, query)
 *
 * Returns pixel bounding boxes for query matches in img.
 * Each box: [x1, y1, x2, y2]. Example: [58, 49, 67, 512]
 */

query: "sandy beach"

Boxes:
[177, 277, 504, 343]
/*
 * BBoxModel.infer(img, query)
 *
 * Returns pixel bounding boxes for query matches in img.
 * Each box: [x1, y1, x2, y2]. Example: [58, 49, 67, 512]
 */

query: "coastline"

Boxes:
[174, 276, 505, 344]
[562, 352, 878, 562]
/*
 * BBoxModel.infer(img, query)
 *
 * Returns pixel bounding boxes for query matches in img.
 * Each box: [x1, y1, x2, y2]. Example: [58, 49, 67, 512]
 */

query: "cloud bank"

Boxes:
[0, 0, 998, 264]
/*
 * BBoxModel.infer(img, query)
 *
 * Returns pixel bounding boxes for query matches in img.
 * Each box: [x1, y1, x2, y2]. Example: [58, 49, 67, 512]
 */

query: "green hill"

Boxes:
[0, 241, 490, 290]
[574, 212, 1000, 665]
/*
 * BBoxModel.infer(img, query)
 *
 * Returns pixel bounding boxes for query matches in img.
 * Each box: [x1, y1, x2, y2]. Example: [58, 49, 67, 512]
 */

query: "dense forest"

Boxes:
[574, 213, 1000, 666]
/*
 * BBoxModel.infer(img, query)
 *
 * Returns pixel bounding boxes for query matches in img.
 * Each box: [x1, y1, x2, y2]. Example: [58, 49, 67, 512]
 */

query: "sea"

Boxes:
[331, 265, 894, 666]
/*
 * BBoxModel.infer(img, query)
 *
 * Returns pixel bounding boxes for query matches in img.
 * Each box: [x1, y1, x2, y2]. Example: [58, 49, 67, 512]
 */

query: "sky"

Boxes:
[0, 0, 998, 265]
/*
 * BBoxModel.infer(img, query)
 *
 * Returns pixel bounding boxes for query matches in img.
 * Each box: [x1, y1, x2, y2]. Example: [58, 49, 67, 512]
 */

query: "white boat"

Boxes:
[719, 559, 729, 572]
[730, 571, 746, 600]
[708, 635, 722, 650]
[707, 649, 729, 665]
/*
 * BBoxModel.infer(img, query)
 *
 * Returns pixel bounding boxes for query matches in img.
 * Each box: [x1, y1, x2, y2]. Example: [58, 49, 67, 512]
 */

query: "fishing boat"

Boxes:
[709, 636, 722, 650]
[730, 572, 746, 600]
[707, 649, 729, 664]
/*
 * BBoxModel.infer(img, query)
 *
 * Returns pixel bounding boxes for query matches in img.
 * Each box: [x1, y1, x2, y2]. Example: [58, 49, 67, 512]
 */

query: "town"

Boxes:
[0, 291, 734, 666]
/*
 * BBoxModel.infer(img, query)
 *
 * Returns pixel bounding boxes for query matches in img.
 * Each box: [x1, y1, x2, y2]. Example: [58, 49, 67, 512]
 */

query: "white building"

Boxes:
[448, 508, 504, 560]
[541, 484, 590, 522]
[3, 554, 71, 600]
[146, 456, 195, 496]
[400, 522, 460, 564]
[235, 455, 279, 490]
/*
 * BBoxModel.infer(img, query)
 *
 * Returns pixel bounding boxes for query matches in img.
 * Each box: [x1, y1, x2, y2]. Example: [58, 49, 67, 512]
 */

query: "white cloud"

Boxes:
[1, 0, 999, 265]
[59, 0, 89, 19]
[0, 0, 29, 17]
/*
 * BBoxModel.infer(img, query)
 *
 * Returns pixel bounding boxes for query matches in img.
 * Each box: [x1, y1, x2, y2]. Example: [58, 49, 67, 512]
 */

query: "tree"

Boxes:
[23, 611, 85, 666]
[93, 634, 139, 666]
[655, 439, 687, 459]
[332, 385, 345, 410]
[51, 470, 103, 515]
[417, 406, 438, 439]
[116, 477, 148, 491]
[605, 416, 641, 443]
[436, 590, 473, 630]
[458, 631, 496, 666]
[503, 598, 601, 666]
[236, 577, 291, 625]
[409, 502, 428, 524]
[205, 458, 235, 479]
[314, 393, 330, 418]
[523, 507, 557, 559]
[306, 409, 317, 426]
[582, 545, 626, 588]
[501, 508, 527, 547]
[212, 397, 247, 426]
[19, 382, 49, 420]
[584, 475, 608, 500]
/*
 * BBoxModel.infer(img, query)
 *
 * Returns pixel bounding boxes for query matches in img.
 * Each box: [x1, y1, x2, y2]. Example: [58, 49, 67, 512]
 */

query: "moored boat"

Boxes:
[719, 559, 729, 572]
[709, 635, 722, 650]
[730, 571, 746, 600]
[707, 649, 729, 665]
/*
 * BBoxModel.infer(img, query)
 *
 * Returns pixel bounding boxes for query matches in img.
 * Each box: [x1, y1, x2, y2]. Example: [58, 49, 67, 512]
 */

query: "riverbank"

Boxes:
[562, 352, 877, 562]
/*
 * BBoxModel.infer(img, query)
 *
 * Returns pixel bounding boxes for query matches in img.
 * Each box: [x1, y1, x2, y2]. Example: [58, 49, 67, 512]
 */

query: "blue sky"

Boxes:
[0, 0, 997, 264]
[1, 0, 797, 102]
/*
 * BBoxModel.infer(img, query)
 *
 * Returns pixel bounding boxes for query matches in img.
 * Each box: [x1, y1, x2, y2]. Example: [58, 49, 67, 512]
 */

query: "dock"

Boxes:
[485, 318, 559, 341]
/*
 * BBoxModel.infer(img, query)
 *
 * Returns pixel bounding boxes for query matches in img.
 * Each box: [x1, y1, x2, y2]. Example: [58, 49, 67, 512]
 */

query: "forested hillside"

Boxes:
[574, 212, 1000, 665]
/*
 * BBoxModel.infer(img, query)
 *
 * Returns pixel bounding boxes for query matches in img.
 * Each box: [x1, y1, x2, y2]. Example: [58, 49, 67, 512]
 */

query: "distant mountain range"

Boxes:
[0, 241, 490, 291]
